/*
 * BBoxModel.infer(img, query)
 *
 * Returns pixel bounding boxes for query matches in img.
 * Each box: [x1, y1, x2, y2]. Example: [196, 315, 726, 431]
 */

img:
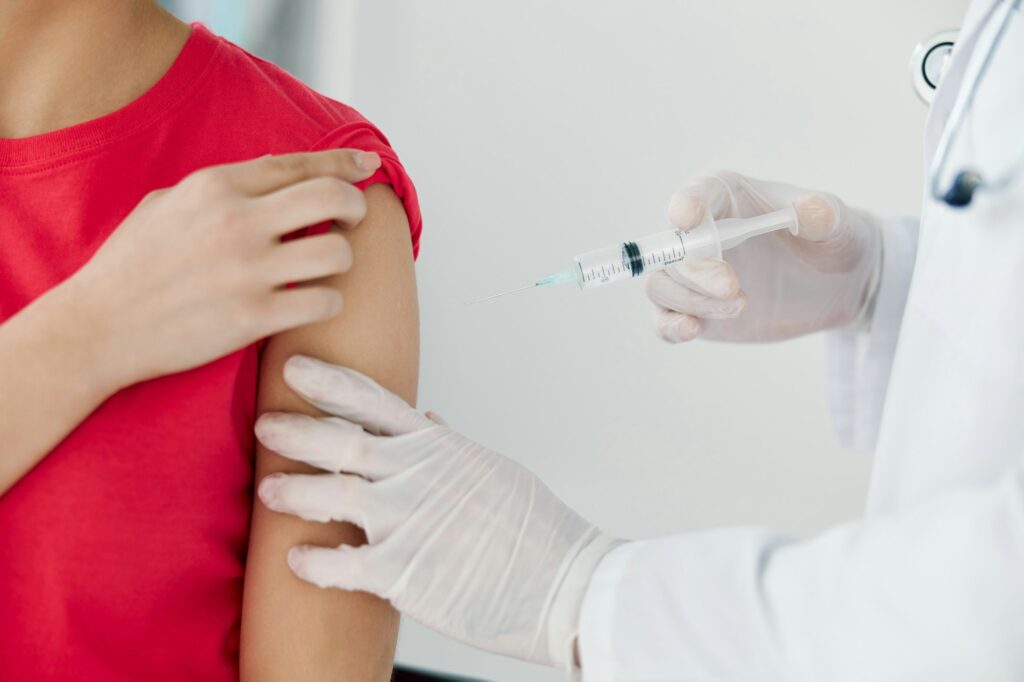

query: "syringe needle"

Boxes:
[469, 271, 576, 304]
[468, 283, 537, 305]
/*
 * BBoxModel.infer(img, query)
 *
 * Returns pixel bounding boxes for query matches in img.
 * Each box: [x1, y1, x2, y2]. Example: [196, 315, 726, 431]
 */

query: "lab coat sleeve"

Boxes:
[825, 215, 919, 450]
[578, 464, 1024, 682]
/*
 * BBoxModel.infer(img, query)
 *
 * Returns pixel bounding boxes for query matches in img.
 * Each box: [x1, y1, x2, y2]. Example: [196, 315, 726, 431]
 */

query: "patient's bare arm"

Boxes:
[240, 184, 418, 681]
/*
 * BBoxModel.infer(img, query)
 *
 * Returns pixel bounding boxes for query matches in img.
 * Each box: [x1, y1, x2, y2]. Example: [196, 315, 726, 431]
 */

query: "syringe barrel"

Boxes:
[571, 211, 721, 289]
[716, 205, 798, 250]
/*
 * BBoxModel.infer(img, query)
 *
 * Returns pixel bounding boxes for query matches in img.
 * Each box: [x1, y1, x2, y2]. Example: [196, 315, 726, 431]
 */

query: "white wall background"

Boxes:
[168, 2, 968, 680]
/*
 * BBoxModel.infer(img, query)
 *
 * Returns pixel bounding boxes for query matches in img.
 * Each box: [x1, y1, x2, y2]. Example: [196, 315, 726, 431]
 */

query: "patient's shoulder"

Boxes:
[201, 24, 369, 139]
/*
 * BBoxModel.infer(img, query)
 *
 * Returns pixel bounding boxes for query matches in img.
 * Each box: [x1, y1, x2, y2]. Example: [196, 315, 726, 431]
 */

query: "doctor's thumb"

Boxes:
[793, 193, 847, 242]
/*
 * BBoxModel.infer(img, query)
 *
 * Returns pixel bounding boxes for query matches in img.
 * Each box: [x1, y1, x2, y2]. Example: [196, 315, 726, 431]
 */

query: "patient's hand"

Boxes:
[71, 149, 380, 389]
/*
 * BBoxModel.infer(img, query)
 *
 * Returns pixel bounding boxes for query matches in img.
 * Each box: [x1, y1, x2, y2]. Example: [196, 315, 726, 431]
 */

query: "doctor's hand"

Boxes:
[647, 171, 883, 342]
[254, 356, 621, 672]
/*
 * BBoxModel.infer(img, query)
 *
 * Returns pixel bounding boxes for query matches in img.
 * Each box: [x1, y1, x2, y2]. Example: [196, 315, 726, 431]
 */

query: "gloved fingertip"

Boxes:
[794, 194, 844, 242]
[289, 546, 358, 591]
[257, 474, 285, 506]
[667, 194, 708, 230]
[284, 354, 318, 373]
[287, 546, 329, 581]
[657, 313, 700, 343]
[283, 355, 357, 409]
[253, 411, 284, 440]
[425, 411, 449, 427]
[672, 256, 739, 299]
[722, 291, 748, 318]
[287, 546, 311, 577]
[282, 356, 320, 394]
[675, 316, 701, 341]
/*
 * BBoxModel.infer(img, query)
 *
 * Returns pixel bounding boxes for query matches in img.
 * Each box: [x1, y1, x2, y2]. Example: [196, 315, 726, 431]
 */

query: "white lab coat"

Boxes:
[578, 1, 1024, 679]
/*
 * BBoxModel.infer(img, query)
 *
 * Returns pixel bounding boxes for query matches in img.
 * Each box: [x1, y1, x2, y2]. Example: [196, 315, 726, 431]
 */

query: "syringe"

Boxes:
[472, 206, 799, 303]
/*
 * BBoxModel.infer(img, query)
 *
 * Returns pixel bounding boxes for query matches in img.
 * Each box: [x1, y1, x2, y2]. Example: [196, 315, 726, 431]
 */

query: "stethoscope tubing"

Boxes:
[928, 0, 1022, 207]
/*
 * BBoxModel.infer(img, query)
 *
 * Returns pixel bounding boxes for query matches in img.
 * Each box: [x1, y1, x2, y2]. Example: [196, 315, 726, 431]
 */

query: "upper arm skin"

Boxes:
[240, 184, 418, 681]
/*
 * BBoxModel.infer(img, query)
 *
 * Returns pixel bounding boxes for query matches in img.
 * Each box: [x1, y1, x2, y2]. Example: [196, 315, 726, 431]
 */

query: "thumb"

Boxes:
[793, 193, 847, 242]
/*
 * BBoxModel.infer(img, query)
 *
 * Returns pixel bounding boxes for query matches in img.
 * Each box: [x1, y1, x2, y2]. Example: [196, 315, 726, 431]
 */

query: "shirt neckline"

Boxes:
[0, 23, 220, 170]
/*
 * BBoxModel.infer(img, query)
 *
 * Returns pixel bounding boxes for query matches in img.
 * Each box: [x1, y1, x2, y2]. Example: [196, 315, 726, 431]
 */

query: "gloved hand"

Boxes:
[254, 356, 621, 672]
[647, 171, 883, 342]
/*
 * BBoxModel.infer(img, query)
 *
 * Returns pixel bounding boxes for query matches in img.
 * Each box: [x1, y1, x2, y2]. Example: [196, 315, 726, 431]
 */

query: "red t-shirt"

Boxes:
[0, 24, 421, 680]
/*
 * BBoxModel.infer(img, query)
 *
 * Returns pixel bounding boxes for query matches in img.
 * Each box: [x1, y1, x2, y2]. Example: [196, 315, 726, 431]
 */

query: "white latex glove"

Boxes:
[254, 356, 621, 672]
[647, 171, 883, 342]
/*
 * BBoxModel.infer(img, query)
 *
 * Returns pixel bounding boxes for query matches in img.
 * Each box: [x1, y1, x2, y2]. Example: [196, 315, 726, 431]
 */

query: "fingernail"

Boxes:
[287, 547, 306, 572]
[794, 194, 841, 241]
[658, 315, 698, 343]
[669, 196, 707, 230]
[658, 322, 681, 343]
[326, 291, 343, 316]
[258, 475, 284, 504]
[284, 355, 317, 379]
[674, 317, 700, 341]
[354, 151, 381, 172]
[253, 415, 274, 443]
[713, 295, 747, 319]
[283, 357, 328, 401]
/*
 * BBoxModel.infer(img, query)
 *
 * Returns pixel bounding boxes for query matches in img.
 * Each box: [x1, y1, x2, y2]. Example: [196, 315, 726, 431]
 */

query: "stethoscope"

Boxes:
[912, 0, 1022, 208]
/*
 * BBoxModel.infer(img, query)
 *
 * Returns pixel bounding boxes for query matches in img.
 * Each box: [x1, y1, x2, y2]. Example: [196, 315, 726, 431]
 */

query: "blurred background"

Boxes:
[163, 2, 968, 680]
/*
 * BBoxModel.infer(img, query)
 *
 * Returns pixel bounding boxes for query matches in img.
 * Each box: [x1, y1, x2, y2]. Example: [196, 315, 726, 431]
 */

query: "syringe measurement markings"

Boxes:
[582, 260, 627, 283]
[645, 247, 681, 268]
[581, 247, 683, 283]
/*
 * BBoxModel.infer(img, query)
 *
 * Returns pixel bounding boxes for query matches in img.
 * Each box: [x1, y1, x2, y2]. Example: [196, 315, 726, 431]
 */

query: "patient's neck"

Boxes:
[0, 0, 190, 138]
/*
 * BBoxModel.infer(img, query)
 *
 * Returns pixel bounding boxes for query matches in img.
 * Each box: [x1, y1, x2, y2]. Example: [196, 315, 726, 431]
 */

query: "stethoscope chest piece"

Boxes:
[911, 30, 958, 104]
